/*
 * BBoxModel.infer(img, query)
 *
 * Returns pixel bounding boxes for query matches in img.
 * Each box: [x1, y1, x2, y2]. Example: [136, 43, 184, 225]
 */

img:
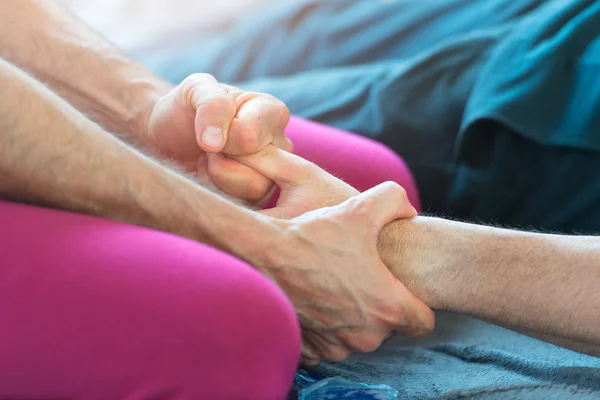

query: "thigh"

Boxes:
[284, 116, 421, 210]
[0, 201, 300, 399]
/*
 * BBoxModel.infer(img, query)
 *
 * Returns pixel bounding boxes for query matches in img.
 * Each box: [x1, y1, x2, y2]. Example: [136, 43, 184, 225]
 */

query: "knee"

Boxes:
[131, 247, 302, 399]
[0, 206, 300, 400]
[202, 260, 302, 399]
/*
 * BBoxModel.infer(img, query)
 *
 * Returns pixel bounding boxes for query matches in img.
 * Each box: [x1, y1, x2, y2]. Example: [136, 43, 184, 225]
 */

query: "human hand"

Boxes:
[144, 73, 292, 203]
[252, 181, 434, 366]
[237, 146, 433, 364]
[235, 145, 366, 218]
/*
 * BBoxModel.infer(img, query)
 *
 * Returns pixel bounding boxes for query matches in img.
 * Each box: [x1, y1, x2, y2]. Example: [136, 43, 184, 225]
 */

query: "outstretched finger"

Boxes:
[234, 144, 310, 186]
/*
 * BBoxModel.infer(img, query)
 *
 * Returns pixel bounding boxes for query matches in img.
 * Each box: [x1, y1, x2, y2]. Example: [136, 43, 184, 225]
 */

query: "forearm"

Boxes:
[379, 217, 600, 349]
[0, 0, 171, 142]
[0, 58, 271, 260]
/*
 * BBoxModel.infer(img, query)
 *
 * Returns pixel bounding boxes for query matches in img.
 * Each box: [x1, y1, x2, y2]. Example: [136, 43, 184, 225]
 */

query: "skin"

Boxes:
[0, 0, 291, 203]
[0, 1, 433, 366]
[241, 147, 600, 360]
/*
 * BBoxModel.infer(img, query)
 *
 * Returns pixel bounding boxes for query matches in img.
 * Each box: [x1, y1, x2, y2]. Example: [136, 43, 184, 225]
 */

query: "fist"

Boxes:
[145, 73, 292, 202]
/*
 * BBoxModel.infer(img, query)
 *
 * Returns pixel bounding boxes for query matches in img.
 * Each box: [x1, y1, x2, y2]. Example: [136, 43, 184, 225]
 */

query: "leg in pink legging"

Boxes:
[0, 117, 419, 400]
[0, 201, 301, 400]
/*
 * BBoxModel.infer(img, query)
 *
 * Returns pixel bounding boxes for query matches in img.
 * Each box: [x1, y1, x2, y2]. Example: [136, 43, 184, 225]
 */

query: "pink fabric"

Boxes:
[0, 116, 419, 399]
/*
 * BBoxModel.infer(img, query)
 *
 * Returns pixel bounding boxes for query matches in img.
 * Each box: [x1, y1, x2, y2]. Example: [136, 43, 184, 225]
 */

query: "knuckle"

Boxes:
[382, 181, 408, 203]
[323, 346, 351, 362]
[236, 122, 262, 153]
[416, 312, 436, 337]
[421, 318, 435, 337]
[202, 95, 235, 115]
[345, 333, 382, 353]
[349, 196, 376, 220]
[179, 74, 236, 116]
[256, 93, 290, 127]
[276, 98, 291, 124]
[182, 72, 213, 85]
[389, 302, 408, 327]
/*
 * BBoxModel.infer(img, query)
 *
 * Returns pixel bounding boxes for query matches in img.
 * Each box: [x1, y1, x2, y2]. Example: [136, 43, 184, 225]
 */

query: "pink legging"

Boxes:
[0, 117, 419, 400]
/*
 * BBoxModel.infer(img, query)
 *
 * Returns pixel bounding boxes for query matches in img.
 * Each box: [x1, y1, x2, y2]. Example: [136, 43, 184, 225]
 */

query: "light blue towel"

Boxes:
[305, 312, 600, 399]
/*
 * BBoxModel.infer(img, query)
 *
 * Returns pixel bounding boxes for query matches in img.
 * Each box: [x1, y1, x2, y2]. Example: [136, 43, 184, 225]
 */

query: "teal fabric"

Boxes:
[449, 0, 600, 232]
[461, 0, 600, 151]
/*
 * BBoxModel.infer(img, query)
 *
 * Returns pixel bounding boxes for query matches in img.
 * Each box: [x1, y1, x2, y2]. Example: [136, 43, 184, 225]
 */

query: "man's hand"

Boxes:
[145, 73, 292, 202]
[254, 182, 434, 366]
[235, 146, 432, 364]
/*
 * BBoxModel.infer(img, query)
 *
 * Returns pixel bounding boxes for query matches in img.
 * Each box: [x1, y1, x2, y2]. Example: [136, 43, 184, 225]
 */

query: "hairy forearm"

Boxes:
[379, 217, 600, 351]
[0, 0, 170, 142]
[0, 58, 271, 261]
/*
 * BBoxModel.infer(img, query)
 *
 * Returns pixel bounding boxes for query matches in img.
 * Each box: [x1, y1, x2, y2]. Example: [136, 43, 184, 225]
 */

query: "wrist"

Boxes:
[125, 77, 171, 146]
[378, 217, 456, 310]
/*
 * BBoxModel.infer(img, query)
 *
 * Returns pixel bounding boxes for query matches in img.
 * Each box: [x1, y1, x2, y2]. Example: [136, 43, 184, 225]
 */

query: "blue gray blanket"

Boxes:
[301, 312, 600, 399]
[142, 0, 600, 398]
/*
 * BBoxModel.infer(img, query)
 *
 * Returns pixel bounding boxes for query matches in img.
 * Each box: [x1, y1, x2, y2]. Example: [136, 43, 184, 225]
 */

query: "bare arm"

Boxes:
[0, 0, 170, 142]
[0, 57, 271, 261]
[0, 57, 435, 366]
[379, 217, 600, 355]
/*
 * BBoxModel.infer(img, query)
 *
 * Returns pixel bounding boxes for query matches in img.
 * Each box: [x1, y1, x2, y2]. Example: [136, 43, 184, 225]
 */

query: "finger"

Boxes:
[259, 206, 296, 220]
[223, 93, 290, 156]
[206, 153, 275, 201]
[177, 73, 236, 153]
[387, 273, 435, 338]
[252, 184, 278, 209]
[356, 182, 418, 231]
[274, 133, 294, 154]
[222, 85, 291, 155]
[234, 144, 311, 186]
[301, 338, 322, 367]
[310, 335, 352, 362]
[301, 357, 321, 367]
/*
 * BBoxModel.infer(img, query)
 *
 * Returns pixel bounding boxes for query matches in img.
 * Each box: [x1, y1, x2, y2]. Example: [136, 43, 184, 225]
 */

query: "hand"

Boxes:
[145, 73, 292, 203]
[238, 146, 432, 364]
[236, 145, 418, 218]
[253, 182, 434, 366]
[235, 145, 367, 218]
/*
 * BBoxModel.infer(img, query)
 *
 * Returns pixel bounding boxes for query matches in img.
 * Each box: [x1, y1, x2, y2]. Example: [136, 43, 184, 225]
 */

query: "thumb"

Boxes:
[234, 144, 310, 187]
[178, 74, 236, 153]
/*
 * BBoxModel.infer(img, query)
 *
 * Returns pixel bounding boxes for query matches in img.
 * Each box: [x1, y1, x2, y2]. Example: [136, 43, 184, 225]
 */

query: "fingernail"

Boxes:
[202, 125, 223, 148]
